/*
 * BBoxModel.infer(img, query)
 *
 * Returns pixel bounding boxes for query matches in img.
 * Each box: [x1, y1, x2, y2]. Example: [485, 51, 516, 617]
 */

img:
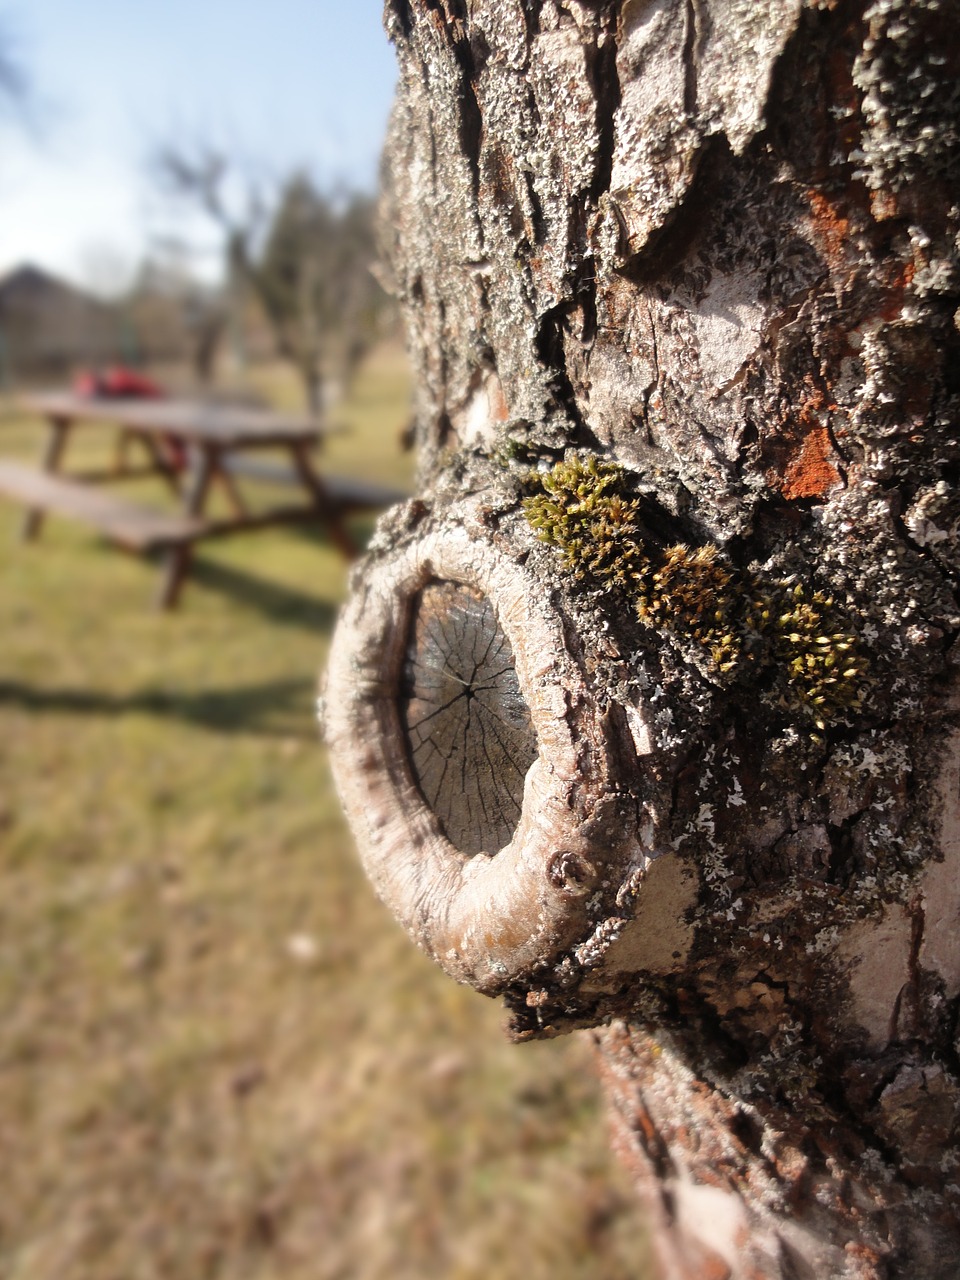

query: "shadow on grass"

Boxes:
[187, 558, 340, 632]
[284, 513, 380, 552]
[0, 676, 319, 738]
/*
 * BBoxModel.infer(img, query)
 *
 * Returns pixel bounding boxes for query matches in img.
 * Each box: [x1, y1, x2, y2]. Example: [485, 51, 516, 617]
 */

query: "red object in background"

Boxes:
[73, 366, 166, 400]
[73, 367, 186, 470]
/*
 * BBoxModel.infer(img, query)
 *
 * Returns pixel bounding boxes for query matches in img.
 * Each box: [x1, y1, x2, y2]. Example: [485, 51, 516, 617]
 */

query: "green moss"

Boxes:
[523, 456, 651, 590]
[755, 583, 868, 726]
[638, 543, 741, 673]
[523, 457, 868, 730]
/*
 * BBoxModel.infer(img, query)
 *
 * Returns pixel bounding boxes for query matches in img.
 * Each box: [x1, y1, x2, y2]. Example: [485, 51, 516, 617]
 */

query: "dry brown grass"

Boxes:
[0, 347, 653, 1280]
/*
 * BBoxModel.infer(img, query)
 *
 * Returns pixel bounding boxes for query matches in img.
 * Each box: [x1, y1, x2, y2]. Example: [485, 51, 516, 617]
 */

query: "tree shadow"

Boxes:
[0, 676, 320, 739]
[286, 513, 379, 552]
[187, 558, 340, 633]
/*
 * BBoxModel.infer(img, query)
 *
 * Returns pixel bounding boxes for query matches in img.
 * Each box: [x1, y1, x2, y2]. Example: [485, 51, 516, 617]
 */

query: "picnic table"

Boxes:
[0, 391, 405, 608]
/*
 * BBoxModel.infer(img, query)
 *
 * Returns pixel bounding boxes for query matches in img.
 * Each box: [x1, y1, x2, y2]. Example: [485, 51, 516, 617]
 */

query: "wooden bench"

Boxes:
[0, 459, 207, 552]
[4, 393, 407, 608]
[219, 457, 408, 512]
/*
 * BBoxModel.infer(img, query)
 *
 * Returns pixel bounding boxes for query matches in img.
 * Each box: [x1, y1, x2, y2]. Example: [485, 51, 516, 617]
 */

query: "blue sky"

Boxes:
[0, 2, 397, 292]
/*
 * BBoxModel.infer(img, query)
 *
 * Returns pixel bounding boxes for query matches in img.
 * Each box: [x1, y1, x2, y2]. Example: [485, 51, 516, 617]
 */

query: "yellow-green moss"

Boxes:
[523, 457, 868, 730]
[756, 583, 868, 725]
[639, 543, 742, 673]
[523, 456, 651, 590]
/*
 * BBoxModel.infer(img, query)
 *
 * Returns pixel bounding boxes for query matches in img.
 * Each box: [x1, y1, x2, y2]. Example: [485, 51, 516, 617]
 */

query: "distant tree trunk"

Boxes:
[190, 312, 226, 386]
[326, 2, 960, 1276]
[292, 349, 323, 416]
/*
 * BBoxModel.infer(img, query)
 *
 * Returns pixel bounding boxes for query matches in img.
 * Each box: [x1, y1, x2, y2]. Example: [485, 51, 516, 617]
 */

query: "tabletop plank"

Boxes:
[22, 393, 323, 448]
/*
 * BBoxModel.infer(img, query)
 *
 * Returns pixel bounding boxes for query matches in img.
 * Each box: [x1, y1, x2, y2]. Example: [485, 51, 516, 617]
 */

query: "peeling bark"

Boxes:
[325, 1, 960, 1275]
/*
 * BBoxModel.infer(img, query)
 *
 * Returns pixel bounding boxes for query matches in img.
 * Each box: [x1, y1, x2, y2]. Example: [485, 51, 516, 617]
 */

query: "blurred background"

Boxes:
[0, 4, 652, 1277]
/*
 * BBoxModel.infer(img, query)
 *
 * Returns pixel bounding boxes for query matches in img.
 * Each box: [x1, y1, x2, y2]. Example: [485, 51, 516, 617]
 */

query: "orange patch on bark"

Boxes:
[807, 189, 850, 272]
[693, 1250, 733, 1280]
[878, 260, 915, 321]
[487, 372, 509, 422]
[780, 425, 842, 500]
[763, 376, 844, 502]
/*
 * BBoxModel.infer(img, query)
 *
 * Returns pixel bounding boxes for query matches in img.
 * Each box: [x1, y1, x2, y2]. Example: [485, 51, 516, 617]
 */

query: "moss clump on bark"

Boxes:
[521, 455, 652, 591]
[523, 456, 868, 729]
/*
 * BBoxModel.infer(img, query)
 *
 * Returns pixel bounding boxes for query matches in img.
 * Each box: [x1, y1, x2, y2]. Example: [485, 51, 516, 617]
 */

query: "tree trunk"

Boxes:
[325, 2, 960, 1276]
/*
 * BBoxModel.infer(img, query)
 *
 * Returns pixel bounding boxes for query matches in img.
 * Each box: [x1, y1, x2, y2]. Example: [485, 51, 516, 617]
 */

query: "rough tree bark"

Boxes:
[324, 2, 960, 1276]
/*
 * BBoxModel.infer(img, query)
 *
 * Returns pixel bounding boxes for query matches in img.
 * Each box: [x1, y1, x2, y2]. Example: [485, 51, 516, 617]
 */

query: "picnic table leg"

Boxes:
[21, 416, 70, 542]
[211, 457, 249, 519]
[139, 436, 184, 498]
[288, 442, 359, 561]
[155, 446, 216, 610]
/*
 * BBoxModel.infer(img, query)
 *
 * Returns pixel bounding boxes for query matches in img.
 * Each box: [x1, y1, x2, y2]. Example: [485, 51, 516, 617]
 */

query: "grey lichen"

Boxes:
[852, 0, 960, 196]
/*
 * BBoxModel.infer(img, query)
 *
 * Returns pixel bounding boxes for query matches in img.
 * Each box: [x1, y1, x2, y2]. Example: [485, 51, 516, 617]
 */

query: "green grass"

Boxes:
[0, 347, 652, 1280]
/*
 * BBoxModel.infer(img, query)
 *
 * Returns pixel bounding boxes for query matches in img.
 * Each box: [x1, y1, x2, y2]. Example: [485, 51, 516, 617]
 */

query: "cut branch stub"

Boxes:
[324, 508, 631, 994]
[400, 580, 538, 856]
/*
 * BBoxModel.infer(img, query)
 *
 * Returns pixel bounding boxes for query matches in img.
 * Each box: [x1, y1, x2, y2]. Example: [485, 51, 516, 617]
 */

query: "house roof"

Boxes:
[0, 263, 114, 314]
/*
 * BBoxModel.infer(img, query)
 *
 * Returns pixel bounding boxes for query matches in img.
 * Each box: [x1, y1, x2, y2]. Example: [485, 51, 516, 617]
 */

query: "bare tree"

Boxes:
[119, 253, 226, 381]
[153, 145, 386, 411]
[151, 143, 262, 382]
[325, 1, 960, 1276]
[255, 175, 383, 412]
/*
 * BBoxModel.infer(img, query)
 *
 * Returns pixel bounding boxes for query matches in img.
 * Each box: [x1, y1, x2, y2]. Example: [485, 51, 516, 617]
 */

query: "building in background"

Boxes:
[0, 263, 129, 383]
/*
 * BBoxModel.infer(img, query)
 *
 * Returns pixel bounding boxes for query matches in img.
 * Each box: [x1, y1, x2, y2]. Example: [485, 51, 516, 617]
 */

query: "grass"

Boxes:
[0, 346, 653, 1280]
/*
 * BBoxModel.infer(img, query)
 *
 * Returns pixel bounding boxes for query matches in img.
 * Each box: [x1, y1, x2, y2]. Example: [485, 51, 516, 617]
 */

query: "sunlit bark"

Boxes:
[327, 3, 960, 1274]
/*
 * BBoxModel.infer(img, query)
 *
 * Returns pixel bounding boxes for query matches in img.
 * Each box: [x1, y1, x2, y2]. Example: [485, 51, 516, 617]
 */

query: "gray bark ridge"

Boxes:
[327, 1, 960, 1275]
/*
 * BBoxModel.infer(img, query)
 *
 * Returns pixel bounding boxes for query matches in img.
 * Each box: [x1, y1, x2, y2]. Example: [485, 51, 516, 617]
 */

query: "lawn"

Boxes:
[0, 345, 652, 1280]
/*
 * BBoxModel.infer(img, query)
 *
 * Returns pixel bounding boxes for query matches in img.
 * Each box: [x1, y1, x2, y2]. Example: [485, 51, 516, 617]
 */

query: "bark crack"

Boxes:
[585, 5, 622, 205]
[681, 0, 704, 121]
[388, 0, 414, 40]
[535, 303, 597, 446]
[419, 0, 486, 221]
